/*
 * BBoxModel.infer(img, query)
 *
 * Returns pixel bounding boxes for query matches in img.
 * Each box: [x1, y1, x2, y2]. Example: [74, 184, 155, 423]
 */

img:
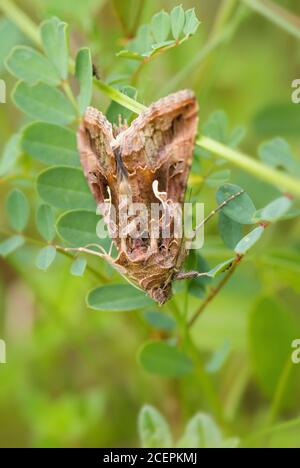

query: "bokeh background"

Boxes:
[0, 0, 300, 448]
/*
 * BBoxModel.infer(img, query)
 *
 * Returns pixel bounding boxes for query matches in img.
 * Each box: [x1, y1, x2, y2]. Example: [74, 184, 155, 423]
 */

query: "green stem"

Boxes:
[197, 136, 300, 198]
[93, 78, 146, 114]
[243, 416, 300, 447]
[267, 357, 294, 426]
[0, 228, 109, 283]
[130, 0, 145, 36]
[242, 0, 300, 40]
[0, 0, 42, 46]
[209, 0, 238, 39]
[187, 336, 225, 425]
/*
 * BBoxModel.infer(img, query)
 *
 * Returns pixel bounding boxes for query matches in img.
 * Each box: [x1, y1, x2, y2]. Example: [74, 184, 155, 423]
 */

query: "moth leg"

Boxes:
[175, 271, 214, 281]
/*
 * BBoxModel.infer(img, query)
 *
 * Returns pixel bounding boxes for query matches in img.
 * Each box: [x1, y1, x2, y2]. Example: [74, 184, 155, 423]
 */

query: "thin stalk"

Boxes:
[191, 0, 239, 89]
[209, 0, 238, 39]
[266, 357, 294, 426]
[0, 0, 42, 46]
[242, 0, 300, 40]
[130, 0, 146, 37]
[243, 416, 300, 447]
[93, 78, 146, 114]
[188, 255, 242, 327]
[197, 136, 300, 198]
[0, 228, 109, 283]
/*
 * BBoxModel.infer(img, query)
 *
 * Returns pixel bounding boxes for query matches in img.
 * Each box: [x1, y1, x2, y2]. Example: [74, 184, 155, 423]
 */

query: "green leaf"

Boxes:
[70, 256, 87, 277]
[0, 18, 27, 72]
[205, 169, 231, 188]
[151, 11, 171, 43]
[36, 204, 56, 242]
[138, 405, 172, 449]
[36, 245, 57, 271]
[0, 235, 25, 257]
[12, 81, 76, 125]
[5, 45, 60, 86]
[115, 50, 144, 61]
[183, 8, 200, 36]
[216, 184, 256, 224]
[22, 122, 79, 167]
[249, 298, 300, 406]
[56, 209, 101, 246]
[205, 340, 231, 374]
[40, 17, 69, 80]
[127, 24, 153, 56]
[258, 138, 300, 177]
[234, 226, 264, 255]
[0, 134, 21, 177]
[170, 5, 185, 40]
[207, 258, 236, 278]
[229, 126, 246, 148]
[177, 413, 222, 448]
[138, 341, 193, 377]
[203, 111, 229, 143]
[37, 166, 96, 210]
[87, 284, 154, 311]
[151, 40, 176, 51]
[254, 196, 293, 222]
[6, 189, 30, 232]
[202, 111, 245, 161]
[219, 212, 243, 250]
[143, 310, 176, 331]
[75, 48, 93, 115]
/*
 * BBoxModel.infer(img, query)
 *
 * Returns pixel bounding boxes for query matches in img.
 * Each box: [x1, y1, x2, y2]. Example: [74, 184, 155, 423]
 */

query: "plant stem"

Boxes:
[93, 78, 146, 114]
[130, 0, 145, 36]
[242, 0, 300, 40]
[0, 0, 42, 46]
[267, 357, 294, 426]
[112, 0, 131, 38]
[243, 416, 300, 447]
[209, 0, 238, 39]
[187, 336, 225, 425]
[0, 228, 109, 283]
[188, 255, 242, 327]
[197, 136, 300, 198]
[190, 0, 238, 89]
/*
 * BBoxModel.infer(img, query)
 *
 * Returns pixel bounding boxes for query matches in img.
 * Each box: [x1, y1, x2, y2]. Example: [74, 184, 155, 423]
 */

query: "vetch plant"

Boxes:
[0, 0, 300, 449]
[0, 3, 300, 365]
[138, 405, 239, 448]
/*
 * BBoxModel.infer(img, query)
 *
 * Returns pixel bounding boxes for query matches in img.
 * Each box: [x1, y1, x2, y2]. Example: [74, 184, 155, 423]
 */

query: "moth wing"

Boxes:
[116, 89, 199, 205]
[77, 106, 116, 205]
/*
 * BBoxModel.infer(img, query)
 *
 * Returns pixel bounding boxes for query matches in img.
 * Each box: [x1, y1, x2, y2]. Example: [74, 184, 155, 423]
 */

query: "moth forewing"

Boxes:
[77, 90, 199, 304]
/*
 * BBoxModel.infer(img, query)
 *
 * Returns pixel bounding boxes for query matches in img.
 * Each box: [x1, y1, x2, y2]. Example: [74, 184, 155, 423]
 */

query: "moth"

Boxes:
[77, 89, 199, 305]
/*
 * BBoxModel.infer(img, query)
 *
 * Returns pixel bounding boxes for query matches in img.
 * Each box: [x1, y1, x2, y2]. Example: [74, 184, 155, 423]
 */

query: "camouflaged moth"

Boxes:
[77, 89, 199, 305]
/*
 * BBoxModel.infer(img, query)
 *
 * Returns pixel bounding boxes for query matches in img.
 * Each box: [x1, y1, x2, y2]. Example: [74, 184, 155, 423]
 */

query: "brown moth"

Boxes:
[77, 90, 199, 305]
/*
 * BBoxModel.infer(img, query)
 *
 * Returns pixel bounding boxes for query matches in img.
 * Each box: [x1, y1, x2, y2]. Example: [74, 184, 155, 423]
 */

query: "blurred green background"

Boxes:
[0, 0, 300, 448]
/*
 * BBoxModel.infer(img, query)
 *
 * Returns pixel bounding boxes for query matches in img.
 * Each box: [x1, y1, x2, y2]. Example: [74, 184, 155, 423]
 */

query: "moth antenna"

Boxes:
[185, 190, 245, 248]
